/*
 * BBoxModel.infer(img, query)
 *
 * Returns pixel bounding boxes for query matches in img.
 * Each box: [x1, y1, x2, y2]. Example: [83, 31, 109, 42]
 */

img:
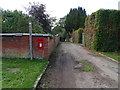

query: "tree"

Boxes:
[2, 10, 29, 33]
[52, 17, 67, 41]
[65, 7, 87, 37]
[27, 2, 52, 34]
[53, 25, 66, 37]
[2, 10, 44, 33]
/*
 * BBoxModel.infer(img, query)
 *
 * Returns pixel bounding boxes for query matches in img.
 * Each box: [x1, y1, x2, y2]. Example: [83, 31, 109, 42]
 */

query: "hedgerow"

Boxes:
[84, 9, 120, 52]
[72, 28, 83, 43]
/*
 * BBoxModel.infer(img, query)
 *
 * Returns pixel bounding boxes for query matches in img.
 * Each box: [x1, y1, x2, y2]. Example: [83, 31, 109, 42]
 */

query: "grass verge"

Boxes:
[2, 58, 48, 88]
[97, 52, 120, 62]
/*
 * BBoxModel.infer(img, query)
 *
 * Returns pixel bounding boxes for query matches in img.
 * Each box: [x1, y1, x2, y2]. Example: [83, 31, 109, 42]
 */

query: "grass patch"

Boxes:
[79, 60, 94, 72]
[82, 67, 94, 71]
[2, 58, 48, 88]
[80, 60, 91, 65]
[97, 52, 120, 62]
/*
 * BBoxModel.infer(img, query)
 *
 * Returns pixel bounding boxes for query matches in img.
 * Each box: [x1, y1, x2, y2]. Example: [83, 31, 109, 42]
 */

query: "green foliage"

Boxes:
[84, 9, 120, 52]
[72, 28, 83, 43]
[32, 19, 44, 33]
[65, 7, 86, 37]
[53, 17, 67, 41]
[53, 25, 66, 36]
[2, 10, 44, 33]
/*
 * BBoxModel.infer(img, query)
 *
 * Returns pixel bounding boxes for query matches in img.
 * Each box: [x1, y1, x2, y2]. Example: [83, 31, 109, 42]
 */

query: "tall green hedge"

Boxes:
[84, 9, 120, 52]
[72, 28, 83, 43]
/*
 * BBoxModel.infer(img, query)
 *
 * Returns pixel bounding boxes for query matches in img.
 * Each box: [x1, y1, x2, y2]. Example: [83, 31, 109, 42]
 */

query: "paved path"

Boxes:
[39, 43, 118, 88]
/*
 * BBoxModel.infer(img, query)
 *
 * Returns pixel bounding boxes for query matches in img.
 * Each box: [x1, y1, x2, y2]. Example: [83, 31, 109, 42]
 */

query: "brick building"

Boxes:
[0, 33, 59, 59]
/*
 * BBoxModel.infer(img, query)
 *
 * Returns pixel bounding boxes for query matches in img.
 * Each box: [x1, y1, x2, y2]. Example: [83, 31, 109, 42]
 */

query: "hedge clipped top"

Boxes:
[84, 9, 120, 52]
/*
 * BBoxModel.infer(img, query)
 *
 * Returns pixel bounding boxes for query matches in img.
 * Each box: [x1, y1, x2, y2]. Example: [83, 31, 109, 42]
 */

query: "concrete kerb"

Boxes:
[33, 61, 49, 89]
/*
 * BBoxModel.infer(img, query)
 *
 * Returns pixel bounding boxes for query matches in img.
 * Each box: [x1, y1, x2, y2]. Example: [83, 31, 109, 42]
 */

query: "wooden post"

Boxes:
[29, 21, 33, 60]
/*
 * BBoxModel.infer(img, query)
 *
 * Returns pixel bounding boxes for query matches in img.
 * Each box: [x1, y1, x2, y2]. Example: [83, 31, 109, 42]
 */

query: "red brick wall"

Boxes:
[55, 36, 60, 45]
[2, 36, 29, 58]
[1, 35, 59, 59]
[48, 38, 55, 57]
[48, 37, 60, 57]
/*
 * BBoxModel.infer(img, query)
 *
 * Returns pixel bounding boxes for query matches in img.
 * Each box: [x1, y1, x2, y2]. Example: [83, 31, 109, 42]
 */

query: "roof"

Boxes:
[0, 33, 50, 37]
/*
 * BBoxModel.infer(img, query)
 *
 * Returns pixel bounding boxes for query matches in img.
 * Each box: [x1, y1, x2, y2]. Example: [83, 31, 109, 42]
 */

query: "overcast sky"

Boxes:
[0, 0, 120, 19]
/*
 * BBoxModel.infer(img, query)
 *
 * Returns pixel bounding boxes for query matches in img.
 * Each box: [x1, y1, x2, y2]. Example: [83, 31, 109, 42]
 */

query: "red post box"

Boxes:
[38, 37, 44, 49]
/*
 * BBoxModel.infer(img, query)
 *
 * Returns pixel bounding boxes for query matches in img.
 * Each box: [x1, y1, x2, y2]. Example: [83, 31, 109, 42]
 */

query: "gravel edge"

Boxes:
[80, 45, 119, 64]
